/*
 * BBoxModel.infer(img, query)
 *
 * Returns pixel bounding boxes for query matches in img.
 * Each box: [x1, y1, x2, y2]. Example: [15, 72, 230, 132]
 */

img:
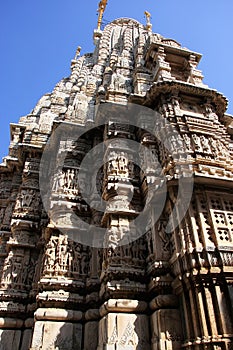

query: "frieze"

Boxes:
[42, 236, 90, 279]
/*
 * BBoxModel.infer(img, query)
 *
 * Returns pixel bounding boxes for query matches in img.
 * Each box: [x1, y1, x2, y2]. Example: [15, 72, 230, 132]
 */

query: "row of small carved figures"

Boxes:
[43, 240, 90, 276]
[51, 135, 230, 194]
[0, 255, 37, 287]
[51, 159, 135, 195]
[169, 133, 229, 156]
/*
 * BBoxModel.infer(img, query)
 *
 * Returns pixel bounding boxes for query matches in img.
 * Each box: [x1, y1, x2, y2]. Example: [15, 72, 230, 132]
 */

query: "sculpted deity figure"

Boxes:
[80, 252, 88, 275]
[108, 158, 118, 175]
[26, 259, 36, 285]
[131, 241, 139, 259]
[12, 258, 23, 284]
[204, 103, 218, 122]
[0, 208, 5, 221]
[192, 134, 202, 151]
[15, 189, 35, 209]
[1, 251, 14, 283]
[58, 236, 69, 270]
[67, 169, 76, 190]
[110, 70, 127, 91]
[53, 169, 65, 193]
[183, 134, 192, 152]
[158, 221, 170, 251]
[118, 156, 128, 173]
[44, 238, 57, 271]
[200, 135, 211, 153]
[73, 244, 82, 274]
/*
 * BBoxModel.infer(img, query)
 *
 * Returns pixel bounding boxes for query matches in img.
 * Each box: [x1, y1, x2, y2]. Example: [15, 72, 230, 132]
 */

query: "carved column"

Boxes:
[97, 300, 150, 350]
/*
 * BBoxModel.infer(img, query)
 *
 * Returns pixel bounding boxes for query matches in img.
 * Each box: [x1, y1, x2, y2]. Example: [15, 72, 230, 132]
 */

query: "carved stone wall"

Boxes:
[0, 17, 232, 350]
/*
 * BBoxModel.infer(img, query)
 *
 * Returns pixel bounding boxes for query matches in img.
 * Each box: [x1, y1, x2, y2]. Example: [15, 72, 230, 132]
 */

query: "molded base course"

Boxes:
[97, 313, 150, 350]
[30, 321, 82, 350]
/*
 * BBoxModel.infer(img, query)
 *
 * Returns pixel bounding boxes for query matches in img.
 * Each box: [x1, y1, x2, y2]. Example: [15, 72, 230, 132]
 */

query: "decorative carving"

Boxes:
[204, 103, 218, 121]
[200, 135, 211, 153]
[0, 15, 232, 350]
[107, 154, 133, 179]
[0, 250, 31, 289]
[52, 168, 81, 196]
[183, 134, 193, 152]
[158, 221, 171, 251]
[110, 70, 132, 93]
[0, 208, 5, 222]
[15, 189, 35, 209]
[192, 133, 202, 152]
[43, 236, 89, 278]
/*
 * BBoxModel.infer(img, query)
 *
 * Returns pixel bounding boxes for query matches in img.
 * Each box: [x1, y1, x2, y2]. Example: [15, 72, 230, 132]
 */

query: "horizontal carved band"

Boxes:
[100, 299, 148, 316]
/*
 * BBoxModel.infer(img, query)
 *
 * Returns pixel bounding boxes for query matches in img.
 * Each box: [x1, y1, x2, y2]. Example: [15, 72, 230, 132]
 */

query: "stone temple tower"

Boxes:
[0, 14, 233, 350]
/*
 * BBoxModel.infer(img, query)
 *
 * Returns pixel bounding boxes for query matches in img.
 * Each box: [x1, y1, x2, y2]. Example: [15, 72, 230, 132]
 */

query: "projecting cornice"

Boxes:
[145, 34, 202, 63]
[139, 81, 228, 115]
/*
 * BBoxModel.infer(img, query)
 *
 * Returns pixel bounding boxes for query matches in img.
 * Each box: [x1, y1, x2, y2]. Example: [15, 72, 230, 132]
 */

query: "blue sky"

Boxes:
[1, 0, 233, 161]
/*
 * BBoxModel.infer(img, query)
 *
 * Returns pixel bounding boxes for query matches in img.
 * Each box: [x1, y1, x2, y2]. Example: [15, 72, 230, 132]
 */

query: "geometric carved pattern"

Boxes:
[195, 192, 233, 246]
[208, 194, 233, 245]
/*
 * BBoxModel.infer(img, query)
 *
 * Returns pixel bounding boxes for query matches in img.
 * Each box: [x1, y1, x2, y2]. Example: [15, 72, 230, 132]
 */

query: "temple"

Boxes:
[0, 14, 233, 350]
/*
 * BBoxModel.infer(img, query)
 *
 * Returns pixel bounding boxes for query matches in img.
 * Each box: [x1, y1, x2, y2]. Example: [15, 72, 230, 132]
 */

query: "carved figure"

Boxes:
[58, 236, 68, 270]
[158, 221, 170, 251]
[192, 134, 202, 151]
[1, 252, 14, 283]
[200, 135, 211, 153]
[44, 238, 57, 270]
[183, 134, 193, 152]
[73, 244, 82, 274]
[110, 71, 127, 91]
[0, 208, 5, 222]
[80, 252, 88, 275]
[204, 104, 218, 121]
[53, 170, 65, 192]
[147, 229, 154, 256]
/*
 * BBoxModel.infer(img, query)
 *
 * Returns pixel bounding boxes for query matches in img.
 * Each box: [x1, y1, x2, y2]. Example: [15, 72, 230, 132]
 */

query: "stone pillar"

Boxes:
[30, 309, 82, 350]
[150, 295, 182, 350]
[84, 322, 99, 350]
[83, 308, 100, 350]
[97, 299, 150, 350]
[0, 318, 23, 350]
[215, 284, 233, 338]
[152, 46, 172, 82]
[21, 318, 33, 350]
[203, 285, 218, 339]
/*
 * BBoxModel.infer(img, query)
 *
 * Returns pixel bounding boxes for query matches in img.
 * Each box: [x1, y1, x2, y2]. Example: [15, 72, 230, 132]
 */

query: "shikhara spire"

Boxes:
[0, 12, 232, 350]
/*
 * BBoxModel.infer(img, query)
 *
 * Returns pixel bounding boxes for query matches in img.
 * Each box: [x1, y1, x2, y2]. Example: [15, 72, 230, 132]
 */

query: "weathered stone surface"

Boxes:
[35, 308, 83, 321]
[0, 330, 21, 350]
[0, 14, 233, 350]
[21, 329, 32, 350]
[100, 299, 148, 316]
[30, 321, 82, 350]
[151, 309, 182, 350]
[84, 321, 99, 350]
[98, 313, 150, 350]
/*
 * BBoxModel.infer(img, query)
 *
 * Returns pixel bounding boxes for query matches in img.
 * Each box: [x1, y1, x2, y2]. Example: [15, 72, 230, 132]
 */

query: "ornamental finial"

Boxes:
[97, 0, 108, 31]
[74, 46, 82, 60]
[144, 10, 152, 31]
